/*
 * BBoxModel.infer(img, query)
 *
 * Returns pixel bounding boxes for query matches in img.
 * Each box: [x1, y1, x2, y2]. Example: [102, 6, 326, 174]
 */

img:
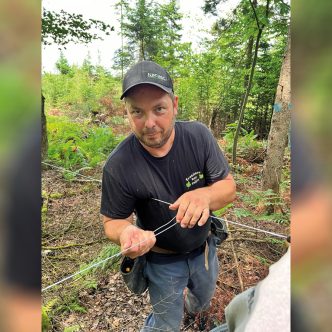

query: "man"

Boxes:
[100, 60, 236, 331]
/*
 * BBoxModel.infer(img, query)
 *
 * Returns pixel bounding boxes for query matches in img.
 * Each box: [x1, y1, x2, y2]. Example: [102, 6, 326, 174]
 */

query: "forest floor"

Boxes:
[42, 120, 290, 332]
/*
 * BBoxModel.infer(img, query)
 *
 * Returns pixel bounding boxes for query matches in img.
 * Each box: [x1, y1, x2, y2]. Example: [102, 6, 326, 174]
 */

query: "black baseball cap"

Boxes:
[120, 60, 173, 100]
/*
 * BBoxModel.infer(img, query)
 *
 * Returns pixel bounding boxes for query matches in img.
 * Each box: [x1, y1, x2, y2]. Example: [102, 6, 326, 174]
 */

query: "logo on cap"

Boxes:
[147, 72, 167, 81]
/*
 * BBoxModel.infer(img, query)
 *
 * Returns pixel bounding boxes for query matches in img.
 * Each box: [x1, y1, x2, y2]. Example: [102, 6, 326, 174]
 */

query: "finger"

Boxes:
[139, 231, 155, 253]
[175, 199, 190, 223]
[145, 233, 156, 253]
[180, 204, 195, 228]
[147, 231, 156, 246]
[122, 241, 130, 250]
[169, 198, 180, 210]
[128, 233, 142, 253]
[188, 207, 204, 228]
[198, 208, 210, 226]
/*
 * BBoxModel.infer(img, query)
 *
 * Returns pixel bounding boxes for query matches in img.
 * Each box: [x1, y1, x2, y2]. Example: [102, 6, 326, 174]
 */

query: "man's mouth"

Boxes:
[145, 131, 159, 137]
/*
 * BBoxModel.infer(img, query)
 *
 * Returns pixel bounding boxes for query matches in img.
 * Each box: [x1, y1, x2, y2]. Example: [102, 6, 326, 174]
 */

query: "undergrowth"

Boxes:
[46, 115, 125, 170]
[234, 189, 290, 224]
[42, 243, 120, 331]
[223, 123, 266, 163]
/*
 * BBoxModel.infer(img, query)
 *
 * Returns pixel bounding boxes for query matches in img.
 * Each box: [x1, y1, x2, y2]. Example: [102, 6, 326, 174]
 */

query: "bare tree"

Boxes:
[262, 32, 291, 194]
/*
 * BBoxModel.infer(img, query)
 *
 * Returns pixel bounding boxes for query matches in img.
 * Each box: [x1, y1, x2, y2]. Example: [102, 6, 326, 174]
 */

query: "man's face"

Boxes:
[125, 84, 178, 149]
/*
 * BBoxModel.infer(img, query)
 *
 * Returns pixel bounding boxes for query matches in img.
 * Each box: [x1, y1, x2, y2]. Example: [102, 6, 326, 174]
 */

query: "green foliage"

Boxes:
[235, 189, 290, 225]
[64, 325, 81, 332]
[77, 244, 121, 279]
[224, 123, 266, 162]
[42, 190, 49, 223]
[81, 277, 98, 291]
[43, 0, 290, 141]
[56, 296, 87, 314]
[56, 52, 72, 75]
[43, 54, 122, 116]
[49, 192, 64, 199]
[202, 0, 222, 16]
[111, 115, 126, 125]
[233, 207, 252, 219]
[255, 255, 269, 266]
[42, 9, 114, 46]
[113, 0, 183, 72]
[214, 203, 234, 217]
[42, 299, 58, 332]
[268, 238, 285, 246]
[256, 212, 289, 224]
[46, 116, 123, 170]
[239, 189, 280, 208]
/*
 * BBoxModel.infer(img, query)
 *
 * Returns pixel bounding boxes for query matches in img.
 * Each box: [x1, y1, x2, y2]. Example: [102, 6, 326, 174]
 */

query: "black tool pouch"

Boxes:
[210, 217, 228, 246]
[120, 255, 148, 295]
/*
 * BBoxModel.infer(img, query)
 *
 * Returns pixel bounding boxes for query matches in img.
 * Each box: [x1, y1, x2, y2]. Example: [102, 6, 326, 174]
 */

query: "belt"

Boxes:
[147, 242, 206, 264]
[150, 232, 212, 255]
[150, 245, 178, 254]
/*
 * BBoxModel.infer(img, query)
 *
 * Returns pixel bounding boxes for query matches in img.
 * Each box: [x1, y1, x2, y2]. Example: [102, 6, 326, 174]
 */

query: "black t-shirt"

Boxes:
[100, 121, 230, 252]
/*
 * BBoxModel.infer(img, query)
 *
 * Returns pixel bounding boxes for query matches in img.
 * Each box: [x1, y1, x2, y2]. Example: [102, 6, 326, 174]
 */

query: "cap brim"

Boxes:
[120, 82, 173, 100]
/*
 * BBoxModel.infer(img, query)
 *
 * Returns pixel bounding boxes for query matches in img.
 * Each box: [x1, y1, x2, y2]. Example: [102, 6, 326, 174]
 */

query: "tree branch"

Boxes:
[248, 0, 260, 30]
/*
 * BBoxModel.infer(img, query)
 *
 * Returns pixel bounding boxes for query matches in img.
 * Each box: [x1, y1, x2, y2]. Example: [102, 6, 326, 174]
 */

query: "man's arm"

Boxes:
[102, 215, 156, 259]
[169, 173, 236, 229]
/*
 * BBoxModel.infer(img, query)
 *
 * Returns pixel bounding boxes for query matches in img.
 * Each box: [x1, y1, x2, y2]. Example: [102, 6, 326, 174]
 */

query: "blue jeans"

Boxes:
[141, 235, 219, 331]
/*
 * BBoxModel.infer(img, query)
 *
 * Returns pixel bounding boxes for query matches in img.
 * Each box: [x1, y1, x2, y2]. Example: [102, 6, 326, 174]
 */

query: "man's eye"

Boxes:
[131, 109, 141, 116]
[156, 107, 166, 113]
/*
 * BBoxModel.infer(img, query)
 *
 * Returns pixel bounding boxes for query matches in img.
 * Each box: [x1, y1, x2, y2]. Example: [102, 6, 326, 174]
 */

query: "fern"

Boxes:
[42, 299, 57, 332]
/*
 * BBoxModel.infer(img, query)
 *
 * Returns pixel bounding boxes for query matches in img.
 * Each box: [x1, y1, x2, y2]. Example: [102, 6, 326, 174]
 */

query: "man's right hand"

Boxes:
[119, 225, 156, 259]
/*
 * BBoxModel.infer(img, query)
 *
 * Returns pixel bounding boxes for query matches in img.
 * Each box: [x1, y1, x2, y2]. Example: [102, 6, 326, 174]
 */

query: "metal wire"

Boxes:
[151, 198, 288, 239]
[42, 217, 177, 292]
[42, 163, 288, 292]
[42, 161, 102, 183]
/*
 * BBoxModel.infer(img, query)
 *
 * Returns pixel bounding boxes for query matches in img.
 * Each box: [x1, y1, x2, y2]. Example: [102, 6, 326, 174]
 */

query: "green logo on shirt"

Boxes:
[185, 171, 204, 188]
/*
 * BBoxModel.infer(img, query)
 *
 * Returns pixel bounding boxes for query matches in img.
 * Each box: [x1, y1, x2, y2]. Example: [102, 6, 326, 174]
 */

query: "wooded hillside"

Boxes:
[42, 1, 290, 331]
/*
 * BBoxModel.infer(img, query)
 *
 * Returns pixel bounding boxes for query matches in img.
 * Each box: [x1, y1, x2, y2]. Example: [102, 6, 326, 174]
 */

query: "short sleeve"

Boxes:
[100, 167, 136, 219]
[203, 126, 230, 184]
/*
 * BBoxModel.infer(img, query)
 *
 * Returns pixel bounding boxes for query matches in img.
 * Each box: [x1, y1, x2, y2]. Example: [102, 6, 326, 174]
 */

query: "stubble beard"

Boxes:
[136, 116, 175, 149]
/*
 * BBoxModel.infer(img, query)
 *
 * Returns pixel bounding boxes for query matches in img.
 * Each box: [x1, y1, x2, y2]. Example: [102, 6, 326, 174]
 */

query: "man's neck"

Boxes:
[142, 129, 175, 158]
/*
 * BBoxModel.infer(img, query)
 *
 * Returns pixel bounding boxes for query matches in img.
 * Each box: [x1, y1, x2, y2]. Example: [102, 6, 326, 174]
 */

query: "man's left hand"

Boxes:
[169, 190, 210, 228]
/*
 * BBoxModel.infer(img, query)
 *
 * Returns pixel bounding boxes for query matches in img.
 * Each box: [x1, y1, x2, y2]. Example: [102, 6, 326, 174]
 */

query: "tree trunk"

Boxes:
[209, 108, 218, 130]
[244, 35, 254, 88]
[41, 94, 48, 160]
[232, 0, 270, 165]
[262, 33, 291, 194]
[139, 38, 144, 61]
[232, 27, 263, 165]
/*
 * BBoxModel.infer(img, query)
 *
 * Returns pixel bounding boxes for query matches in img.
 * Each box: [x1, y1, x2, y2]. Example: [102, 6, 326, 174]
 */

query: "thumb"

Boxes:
[122, 237, 133, 251]
[169, 198, 180, 211]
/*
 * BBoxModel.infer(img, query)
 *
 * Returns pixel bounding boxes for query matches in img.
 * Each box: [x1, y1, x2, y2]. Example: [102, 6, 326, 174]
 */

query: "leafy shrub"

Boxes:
[42, 59, 122, 117]
[223, 123, 266, 163]
[46, 116, 124, 169]
[235, 189, 290, 224]
[56, 296, 87, 314]
[110, 115, 125, 125]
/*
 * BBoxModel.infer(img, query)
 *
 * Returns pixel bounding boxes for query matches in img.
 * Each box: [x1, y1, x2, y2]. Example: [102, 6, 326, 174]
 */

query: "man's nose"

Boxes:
[144, 113, 156, 128]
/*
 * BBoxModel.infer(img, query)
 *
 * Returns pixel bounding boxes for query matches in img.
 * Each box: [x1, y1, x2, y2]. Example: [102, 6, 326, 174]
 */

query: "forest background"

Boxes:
[41, 0, 291, 331]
